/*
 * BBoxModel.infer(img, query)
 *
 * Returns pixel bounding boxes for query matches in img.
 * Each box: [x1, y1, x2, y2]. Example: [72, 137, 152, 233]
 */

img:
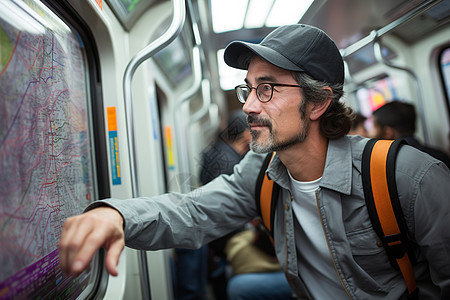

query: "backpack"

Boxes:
[255, 139, 418, 299]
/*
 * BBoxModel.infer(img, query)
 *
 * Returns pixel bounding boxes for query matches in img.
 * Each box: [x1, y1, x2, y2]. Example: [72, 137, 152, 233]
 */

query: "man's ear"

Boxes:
[309, 87, 333, 121]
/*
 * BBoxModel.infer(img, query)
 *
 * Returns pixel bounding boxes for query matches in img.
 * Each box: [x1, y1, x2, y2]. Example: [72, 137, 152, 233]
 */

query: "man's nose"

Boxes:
[243, 89, 262, 115]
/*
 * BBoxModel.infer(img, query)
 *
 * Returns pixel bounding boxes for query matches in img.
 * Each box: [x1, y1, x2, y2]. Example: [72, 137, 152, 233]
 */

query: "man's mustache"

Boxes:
[247, 115, 272, 128]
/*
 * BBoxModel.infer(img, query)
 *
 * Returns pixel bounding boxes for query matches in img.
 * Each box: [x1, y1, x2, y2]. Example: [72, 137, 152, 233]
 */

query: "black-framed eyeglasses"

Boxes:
[235, 82, 303, 104]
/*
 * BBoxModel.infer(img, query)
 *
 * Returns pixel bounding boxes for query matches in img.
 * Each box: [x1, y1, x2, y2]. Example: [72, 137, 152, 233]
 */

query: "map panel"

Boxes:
[0, 1, 97, 299]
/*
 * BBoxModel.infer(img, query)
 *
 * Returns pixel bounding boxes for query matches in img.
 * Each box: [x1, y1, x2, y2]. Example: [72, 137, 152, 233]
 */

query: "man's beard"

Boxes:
[247, 115, 310, 153]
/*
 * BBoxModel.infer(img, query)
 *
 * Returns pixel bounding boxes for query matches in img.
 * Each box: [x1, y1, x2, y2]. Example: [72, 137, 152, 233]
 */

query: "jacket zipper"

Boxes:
[284, 192, 292, 273]
[315, 189, 353, 299]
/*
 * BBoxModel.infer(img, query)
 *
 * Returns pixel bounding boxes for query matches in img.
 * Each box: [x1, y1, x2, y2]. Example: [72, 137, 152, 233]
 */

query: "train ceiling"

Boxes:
[204, 0, 450, 52]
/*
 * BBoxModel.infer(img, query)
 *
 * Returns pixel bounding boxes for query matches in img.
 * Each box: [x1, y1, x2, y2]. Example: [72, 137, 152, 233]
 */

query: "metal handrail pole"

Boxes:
[189, 79, 211, 125]
[186, 0, 211, 127]
[341, 0, 440, 58]
[373, 38, 430, 143]
[173, 45, 202, 194]
[123, 0, 186, 197]
[194, 101, 221, 139]
[121, 0, 186, 299]
[207, 103, 220, 131]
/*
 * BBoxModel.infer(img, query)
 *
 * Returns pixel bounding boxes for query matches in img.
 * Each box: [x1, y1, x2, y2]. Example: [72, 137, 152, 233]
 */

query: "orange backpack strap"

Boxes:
[255, 152, 279, 235]
[362, 139, 418, 299]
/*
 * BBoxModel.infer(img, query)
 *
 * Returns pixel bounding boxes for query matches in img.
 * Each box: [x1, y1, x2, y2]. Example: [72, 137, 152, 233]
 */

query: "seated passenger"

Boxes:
[372, 100, 450, 168]
[225, 220, 292, 300]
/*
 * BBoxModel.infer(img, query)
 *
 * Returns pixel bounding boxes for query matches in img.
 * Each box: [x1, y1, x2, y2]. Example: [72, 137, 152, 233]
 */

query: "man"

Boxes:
[373, 101, 450, 168]
[59, 24, 450, 299]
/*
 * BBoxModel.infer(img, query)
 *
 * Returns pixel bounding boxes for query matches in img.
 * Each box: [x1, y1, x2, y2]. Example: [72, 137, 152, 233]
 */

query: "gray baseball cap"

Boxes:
[224, 24, 344, 85]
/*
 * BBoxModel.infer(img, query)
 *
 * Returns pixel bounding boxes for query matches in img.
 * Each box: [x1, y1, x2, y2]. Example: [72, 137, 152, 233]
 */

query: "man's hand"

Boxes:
[59, 206, 125, 277]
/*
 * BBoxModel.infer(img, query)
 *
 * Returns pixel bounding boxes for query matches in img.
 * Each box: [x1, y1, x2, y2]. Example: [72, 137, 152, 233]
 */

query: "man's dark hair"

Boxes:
[293, 72, 353, 139]
[373, 101, 416, 136]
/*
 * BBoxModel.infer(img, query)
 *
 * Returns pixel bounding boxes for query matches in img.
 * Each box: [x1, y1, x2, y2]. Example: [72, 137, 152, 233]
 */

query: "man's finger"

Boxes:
[65, 216, 98, 274]
[59, 215, 90, 274]
[104, 239, 125, 276]
[69, 229, 108, 276]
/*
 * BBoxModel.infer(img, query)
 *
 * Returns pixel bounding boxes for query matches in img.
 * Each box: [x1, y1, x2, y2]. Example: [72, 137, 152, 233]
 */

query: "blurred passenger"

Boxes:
[199, 110, 250, 300]
[200, 110, 251, 184]
[373, 101, 450, 168]
[348, 112, 368, 137]
[200, 110, 291, 300]
[173, 111, 250, 300]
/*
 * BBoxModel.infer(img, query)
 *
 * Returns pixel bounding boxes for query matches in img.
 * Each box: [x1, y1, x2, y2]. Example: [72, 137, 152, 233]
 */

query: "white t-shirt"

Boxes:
[289, 173, 348, 299]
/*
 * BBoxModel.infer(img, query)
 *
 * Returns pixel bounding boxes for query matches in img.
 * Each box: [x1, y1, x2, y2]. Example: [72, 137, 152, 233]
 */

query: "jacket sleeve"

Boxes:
[398, 146, 450, 298]
[87, 151, 266, 250]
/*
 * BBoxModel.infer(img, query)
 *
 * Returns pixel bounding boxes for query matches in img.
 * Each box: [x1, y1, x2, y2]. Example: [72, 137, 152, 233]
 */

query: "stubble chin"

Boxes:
[250, 123, 310, 153]
[249, 131, 273, 153]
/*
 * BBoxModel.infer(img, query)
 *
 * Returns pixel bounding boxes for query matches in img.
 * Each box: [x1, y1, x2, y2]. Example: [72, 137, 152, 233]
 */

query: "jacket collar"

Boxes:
[320, 137, 353, 195]
[267, 136, 354, 195]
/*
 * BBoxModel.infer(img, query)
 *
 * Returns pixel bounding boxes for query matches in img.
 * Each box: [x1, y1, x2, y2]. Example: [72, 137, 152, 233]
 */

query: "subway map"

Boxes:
[0, 2, 95, 299]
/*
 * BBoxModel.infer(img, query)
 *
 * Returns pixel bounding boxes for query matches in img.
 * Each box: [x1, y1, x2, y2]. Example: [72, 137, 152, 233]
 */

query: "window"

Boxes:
[0, 1, 106, 298]
[355, 75, 400, 131]
[345, 43, 397, 74]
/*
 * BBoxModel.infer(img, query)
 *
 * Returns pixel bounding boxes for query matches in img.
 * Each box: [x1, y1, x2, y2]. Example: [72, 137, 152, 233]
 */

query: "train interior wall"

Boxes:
[65, 1, 194, 299]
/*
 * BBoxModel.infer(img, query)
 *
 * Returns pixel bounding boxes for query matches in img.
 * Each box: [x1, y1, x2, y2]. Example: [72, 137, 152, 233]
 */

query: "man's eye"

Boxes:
[261, 84, 272, 92]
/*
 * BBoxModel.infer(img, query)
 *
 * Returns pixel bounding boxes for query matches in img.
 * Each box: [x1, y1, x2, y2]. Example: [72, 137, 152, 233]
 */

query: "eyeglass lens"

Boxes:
[239, 87, 250, 102]
[236, 84, 273, 103]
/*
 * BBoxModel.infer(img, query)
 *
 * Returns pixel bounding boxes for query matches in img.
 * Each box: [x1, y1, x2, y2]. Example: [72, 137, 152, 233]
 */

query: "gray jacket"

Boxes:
[95, 135, 450, 299]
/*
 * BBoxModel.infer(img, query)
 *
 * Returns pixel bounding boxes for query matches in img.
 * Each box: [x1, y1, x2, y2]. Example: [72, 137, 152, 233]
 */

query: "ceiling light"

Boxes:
[265, 0, 314, 27]
[217, 49, 247, 90]
[211, 0, 248, 33]
[245, 0, 274, 29]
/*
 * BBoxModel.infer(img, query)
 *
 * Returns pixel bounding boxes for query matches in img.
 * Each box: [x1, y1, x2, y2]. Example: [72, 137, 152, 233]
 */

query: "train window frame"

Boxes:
[353, 74, 401, 133]
[105, 0, 155, 31]
[345, 43, 397, 74]
[151, 17, 194, 88]
[0, 0, 109, 299]
[438, 46, 450, 116]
